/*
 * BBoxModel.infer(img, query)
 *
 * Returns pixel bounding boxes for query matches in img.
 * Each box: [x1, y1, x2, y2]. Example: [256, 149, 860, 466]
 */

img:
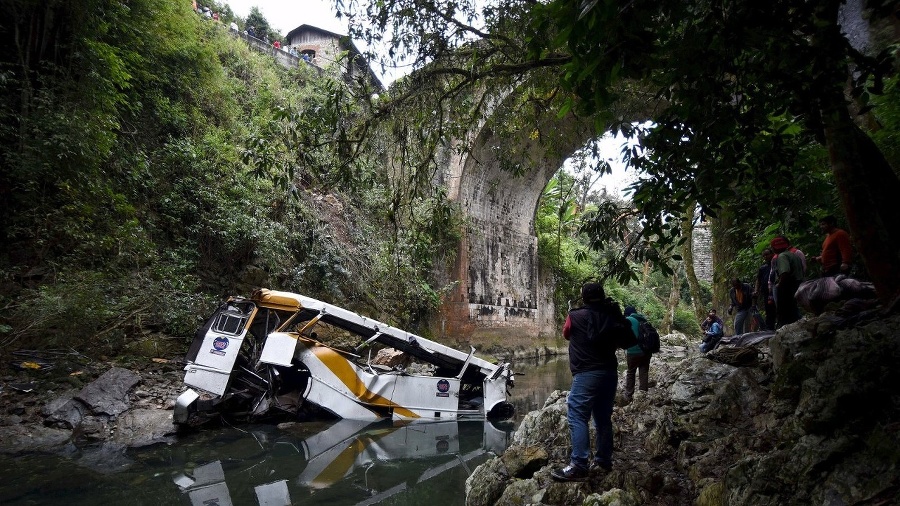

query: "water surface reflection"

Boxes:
[509, 354, 570, 424]
[171, 418, 513, 506]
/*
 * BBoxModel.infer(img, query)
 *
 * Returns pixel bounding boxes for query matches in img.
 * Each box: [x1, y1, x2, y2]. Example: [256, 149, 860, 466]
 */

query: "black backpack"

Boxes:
[636, 319, 661, 353]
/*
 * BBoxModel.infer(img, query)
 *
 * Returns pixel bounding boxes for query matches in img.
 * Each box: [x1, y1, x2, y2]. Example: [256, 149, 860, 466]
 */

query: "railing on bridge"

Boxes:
[230, 29, 306, 69]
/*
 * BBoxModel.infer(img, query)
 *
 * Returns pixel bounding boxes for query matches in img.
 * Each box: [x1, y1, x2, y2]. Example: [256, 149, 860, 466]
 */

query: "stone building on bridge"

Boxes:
[230, 24, 383, 92]
[284, 25, 382, 91]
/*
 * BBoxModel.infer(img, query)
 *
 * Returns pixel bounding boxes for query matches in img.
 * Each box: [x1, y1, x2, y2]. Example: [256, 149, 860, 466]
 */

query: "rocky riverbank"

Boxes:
[465, 306, 900, 505]
[2, 305, 896, 505]
[0, 354, 182, 457]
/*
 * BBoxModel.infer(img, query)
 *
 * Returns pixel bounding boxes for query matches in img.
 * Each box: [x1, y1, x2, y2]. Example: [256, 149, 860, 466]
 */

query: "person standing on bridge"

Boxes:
[552, 282, 636, 482]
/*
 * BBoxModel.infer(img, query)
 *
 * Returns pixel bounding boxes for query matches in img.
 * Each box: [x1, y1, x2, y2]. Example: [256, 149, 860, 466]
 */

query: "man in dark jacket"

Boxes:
[754, 248, 776, 330]
[551, 282, 636, 482]
[728, 278, 754, 334]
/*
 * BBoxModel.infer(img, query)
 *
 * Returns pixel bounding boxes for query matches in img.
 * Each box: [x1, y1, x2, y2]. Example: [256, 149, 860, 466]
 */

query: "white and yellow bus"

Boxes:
[174, 289, 515, 425]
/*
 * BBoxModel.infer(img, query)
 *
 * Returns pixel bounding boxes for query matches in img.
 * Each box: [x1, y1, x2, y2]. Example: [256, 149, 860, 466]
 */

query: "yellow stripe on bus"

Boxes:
[310, 345, 420, 419]
[311, 428, 398, 487]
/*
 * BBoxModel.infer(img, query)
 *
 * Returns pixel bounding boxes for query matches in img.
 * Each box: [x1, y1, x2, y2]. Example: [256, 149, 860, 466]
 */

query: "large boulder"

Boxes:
[75, 367, 140, 416]
[724, 310, 900, 505]
[465, 454, 510, 506]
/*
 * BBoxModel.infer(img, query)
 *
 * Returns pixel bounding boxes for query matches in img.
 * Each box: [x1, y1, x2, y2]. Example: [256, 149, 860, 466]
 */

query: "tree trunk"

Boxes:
[710, 210, 739, 325]
[812, 0, 900, 306]
[662, 266, 679, 333]
[823, 108, 900, 305]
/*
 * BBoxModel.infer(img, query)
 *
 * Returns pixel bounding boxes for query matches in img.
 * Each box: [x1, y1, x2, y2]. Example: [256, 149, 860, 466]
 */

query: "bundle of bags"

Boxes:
[795, 274, 876, 314]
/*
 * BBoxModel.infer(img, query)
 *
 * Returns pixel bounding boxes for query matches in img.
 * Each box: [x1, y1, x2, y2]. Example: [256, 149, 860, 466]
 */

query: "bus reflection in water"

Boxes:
[173, 419, 513, 506]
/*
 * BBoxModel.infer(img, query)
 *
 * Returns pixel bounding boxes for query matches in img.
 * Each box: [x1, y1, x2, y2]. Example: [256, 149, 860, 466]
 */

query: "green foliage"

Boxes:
[245, 6, 278, 41]
[1, 267, 214, 350]
[536, 171, 597, 317]
[606, 280, 698, 335]
[0, 0, 456, 353]
[351, 0, 900, 303]
[871, 72, 900, 171]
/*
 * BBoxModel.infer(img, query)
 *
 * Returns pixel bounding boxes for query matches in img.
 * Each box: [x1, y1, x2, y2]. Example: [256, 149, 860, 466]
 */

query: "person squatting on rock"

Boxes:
[700, 309, 723, 333]
[728, 278, 754, 334]
[771, 236, 804, 328]
[811, 215, 853, 277]
[551, 282, 636, 482]
[699, 310, 724, 353]
[623, 305, 652, 402]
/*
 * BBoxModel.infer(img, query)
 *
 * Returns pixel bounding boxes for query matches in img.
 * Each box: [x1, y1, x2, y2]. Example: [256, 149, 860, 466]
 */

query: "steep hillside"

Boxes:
[0, 1, 448, 358]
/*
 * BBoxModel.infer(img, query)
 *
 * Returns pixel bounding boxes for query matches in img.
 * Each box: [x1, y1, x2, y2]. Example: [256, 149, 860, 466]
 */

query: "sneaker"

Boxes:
[591, 460, 612, 472]
[550, 464, 589, 482]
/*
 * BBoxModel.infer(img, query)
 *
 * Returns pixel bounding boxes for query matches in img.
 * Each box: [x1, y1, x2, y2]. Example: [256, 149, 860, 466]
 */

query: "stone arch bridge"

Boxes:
[428, 87, 713, 341]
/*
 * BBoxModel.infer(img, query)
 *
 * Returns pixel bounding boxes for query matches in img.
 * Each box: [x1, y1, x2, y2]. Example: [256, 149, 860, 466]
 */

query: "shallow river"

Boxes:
[0, 355, 571, 506]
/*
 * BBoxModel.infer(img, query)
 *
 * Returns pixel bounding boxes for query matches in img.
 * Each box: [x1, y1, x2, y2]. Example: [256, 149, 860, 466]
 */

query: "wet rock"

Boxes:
[41, 391, 78, 418]
[76, 415, 110, 442]
[465, 455, 510, 506]
[75, 367, 140, 416]
[583, 488, 639, 506]
[0, 424, 72, 453]
[512, 390, 568, 450]
[496, 477, 543, 505]
[696, 481, 725, 506]
[75, 441, 132, 474]
[114, 408, 176, 447]
[542, 478, 591, 505]
[0, 361, 187, 457]
[44, 397, 89, 429]
[501, 445, 548, 479]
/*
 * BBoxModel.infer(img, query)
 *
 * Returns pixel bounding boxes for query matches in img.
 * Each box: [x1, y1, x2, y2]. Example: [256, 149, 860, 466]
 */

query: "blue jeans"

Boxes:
[567, 368, 617, 469]
[733, 309, 749, 334]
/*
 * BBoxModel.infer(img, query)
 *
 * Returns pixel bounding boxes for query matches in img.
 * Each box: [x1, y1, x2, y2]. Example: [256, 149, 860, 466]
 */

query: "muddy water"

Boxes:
[0, 355, 570, 506]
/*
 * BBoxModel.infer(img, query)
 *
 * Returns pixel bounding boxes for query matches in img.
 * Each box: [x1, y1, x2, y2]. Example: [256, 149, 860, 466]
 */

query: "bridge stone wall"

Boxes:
[429, 87, 719, 341]
[693, 222, 713, 283]
[433, 105, 595, 341]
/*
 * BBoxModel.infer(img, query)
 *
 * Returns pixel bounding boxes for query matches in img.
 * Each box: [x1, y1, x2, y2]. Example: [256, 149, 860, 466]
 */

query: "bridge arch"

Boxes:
[431, 85, 655, 341]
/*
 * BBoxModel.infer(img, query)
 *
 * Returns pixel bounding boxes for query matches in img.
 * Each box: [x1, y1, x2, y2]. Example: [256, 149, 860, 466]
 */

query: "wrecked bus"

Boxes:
[174, 289, 515, 425]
